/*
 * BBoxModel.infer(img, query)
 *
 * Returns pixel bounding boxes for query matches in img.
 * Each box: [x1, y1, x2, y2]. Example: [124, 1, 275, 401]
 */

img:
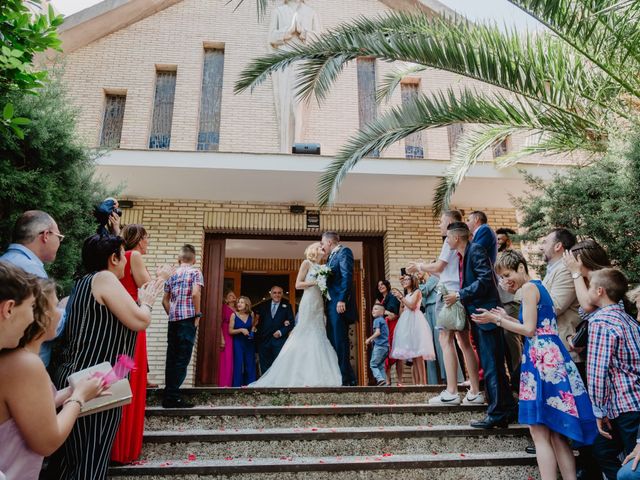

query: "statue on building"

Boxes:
[268, 0, 322, 154]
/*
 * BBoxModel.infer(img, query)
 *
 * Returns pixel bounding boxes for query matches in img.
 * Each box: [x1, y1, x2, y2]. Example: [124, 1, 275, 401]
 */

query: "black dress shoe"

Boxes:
[525, 445, 536, 455]
[470, 416, 509, 429]
[162, 398, 195, 409]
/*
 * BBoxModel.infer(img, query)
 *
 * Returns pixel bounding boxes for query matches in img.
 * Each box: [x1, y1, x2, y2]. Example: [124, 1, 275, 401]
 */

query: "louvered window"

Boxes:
[149, 70, 177, 149]
[197, 49, 225, 151]
[100, 94, 126, 148]
[357, 58, 379, 157]
[401, 82, 424, 159]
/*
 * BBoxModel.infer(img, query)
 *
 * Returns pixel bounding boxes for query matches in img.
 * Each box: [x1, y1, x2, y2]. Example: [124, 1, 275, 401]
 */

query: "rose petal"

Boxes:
[187, 453, 196, 461]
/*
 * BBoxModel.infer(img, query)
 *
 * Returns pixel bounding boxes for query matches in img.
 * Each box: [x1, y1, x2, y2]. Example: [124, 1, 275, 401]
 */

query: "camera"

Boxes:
[113, 208, 122, 217]
[400, 267, 407, 276]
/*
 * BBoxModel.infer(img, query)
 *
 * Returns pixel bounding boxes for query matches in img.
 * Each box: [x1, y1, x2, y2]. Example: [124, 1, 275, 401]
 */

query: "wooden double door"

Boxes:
[195, 234, 385, 386]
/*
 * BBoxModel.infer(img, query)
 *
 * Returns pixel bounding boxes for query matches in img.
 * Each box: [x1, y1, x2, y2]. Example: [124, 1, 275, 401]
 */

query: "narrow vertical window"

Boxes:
[448, 123, 464, 154]
[149, 70, 177, 149]
[198, 48, 225, 151]
[357, 57, 379, 157]
[100, 94, 126, 148]
[493, 138, 509, 158]
[400, 82, 423, 159]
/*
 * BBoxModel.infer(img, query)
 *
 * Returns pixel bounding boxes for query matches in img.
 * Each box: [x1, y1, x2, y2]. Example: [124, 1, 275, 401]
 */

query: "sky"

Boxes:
[49, 0, 543, 30]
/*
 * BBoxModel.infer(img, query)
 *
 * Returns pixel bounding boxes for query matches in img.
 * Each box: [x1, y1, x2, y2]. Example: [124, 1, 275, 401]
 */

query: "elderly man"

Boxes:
[0, 210, 64, 365]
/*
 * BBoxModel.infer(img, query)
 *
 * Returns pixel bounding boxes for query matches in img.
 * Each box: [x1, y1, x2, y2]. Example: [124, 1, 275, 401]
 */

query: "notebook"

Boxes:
[67, 361, 132, 417]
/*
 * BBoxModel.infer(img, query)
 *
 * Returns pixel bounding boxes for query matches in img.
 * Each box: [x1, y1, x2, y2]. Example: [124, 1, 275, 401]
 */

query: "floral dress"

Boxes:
[518, 280, 598, 446]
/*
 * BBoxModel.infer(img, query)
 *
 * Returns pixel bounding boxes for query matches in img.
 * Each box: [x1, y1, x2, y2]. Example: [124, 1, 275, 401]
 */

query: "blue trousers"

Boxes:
[232, 337, 256, 387]
[618, 460, 640, 480]
[593, 411, 640, 480]
[326, 307, 356, 386]
[370, 345, 388, 383]
[164, 318, 196, 401]
[470, 323, 516, 421]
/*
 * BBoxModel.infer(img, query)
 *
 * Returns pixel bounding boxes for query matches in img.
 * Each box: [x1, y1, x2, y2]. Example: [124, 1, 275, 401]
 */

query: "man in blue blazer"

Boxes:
[255, 285, 295, 374]
[467, 210, 498, 264]
[320, 231, 357, 386]
[443, 222, 516, 428]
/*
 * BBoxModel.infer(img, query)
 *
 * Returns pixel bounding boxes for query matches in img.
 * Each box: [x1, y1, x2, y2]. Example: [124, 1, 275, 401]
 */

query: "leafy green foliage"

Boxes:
[0, 0, 63, 139]
[516, 134, 640, 282]
[0, 78, 114, 293]
[236, 2, 640, 212]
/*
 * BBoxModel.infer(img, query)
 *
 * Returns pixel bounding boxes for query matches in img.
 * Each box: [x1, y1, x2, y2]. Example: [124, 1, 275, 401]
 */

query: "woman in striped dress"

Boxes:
[46, 234, 164, 480]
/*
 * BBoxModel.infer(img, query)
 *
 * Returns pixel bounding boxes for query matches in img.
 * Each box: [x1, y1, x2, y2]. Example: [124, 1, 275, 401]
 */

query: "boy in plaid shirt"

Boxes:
[162, 244, 204, 408]
[586, 268, 640, 479]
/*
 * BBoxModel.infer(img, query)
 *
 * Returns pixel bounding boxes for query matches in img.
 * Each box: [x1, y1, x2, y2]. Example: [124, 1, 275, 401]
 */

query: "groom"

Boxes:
[320, 231, 357, 386]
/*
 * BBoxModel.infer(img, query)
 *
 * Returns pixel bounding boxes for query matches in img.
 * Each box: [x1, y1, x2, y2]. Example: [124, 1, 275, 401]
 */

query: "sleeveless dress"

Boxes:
[111, 250, 147, 464]
[518, 280, 598, 446]
[48, 272, 137, 480]
[218, 304, 235, 387]
[232, 313, 256, 386]
[391, 290, 436, 360]
[250, 263, 342, 387]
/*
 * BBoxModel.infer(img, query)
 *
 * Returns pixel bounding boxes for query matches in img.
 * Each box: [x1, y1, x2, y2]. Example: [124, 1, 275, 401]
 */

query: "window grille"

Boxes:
[493, 138, 509, 158]
[100, 94, 126, 148]
[197, 49, 225, 151]
[149, 70, 177, 149]
[357, 58, 379, 157]
[401, 82, 424, 159]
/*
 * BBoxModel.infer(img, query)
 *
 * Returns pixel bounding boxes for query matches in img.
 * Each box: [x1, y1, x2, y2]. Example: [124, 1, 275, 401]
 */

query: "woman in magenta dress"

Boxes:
[218, 290, 236, 387]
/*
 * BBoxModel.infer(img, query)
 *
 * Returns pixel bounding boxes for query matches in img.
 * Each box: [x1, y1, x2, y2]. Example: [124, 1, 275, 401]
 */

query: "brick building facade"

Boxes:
[53, 0, 554, 385]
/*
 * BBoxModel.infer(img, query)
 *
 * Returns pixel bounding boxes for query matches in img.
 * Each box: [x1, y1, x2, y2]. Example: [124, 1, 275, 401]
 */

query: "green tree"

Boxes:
[235, 1, 640, 212]
[515, 135, 640, 282]
[0, 77, 114, 292]
[0, 0, 63, 139]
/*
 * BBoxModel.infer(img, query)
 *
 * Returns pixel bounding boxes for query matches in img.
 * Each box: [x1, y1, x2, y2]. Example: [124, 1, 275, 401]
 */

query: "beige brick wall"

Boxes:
[58, 0, 537, 162]
[120, 199, 517, 386]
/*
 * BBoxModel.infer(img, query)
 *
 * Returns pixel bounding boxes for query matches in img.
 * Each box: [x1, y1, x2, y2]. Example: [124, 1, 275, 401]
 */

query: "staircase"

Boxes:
[108, 386, 538, 479]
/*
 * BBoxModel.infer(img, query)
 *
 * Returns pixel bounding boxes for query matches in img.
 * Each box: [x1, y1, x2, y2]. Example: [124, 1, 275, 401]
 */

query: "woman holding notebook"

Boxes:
[45, 234, 166, 480]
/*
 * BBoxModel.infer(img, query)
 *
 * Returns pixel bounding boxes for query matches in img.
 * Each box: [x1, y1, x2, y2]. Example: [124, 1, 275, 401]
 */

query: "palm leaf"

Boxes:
[376, 64, 428, 103]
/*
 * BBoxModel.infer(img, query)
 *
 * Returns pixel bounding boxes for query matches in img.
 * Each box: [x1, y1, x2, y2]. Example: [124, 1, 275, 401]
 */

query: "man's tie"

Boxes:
[271, 303, 278, 317]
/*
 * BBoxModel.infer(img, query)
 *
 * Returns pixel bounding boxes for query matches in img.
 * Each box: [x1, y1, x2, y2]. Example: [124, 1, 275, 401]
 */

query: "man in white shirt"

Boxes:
[408, 210, 482, 405]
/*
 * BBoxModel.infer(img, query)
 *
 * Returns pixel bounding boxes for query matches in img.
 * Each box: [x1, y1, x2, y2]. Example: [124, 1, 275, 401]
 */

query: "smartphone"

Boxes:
[400, 267, 407, 276]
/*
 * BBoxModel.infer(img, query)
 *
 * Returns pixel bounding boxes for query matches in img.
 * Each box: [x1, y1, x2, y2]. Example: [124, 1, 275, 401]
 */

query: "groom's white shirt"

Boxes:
[328, 244, 341, 262]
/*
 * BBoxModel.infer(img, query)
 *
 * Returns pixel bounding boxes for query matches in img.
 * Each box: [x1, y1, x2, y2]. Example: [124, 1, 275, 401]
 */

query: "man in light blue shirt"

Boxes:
[0, 210, 65, 365]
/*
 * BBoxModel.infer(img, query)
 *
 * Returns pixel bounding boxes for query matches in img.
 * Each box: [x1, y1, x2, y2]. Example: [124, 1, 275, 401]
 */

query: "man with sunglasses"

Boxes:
[1, 210, 64, 365]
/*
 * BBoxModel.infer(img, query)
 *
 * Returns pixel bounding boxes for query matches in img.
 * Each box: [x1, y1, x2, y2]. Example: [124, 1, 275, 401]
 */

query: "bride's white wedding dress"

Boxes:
[250, 263, 342, 387]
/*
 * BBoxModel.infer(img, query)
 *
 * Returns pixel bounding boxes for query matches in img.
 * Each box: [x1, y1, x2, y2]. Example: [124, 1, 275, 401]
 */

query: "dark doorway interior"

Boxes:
[241, 273, 291, 311]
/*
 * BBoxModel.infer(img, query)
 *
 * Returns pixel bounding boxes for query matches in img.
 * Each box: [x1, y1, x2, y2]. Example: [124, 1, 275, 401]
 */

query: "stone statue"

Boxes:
[268, 0, 322, 153]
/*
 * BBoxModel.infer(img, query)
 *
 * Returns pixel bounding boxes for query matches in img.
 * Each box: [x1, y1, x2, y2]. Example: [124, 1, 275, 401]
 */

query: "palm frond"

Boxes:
[376, 64, 428, 103]
[225, 0, 268, 19]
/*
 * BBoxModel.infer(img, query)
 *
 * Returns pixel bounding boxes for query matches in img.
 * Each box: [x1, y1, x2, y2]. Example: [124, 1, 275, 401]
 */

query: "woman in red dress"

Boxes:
[110, 224, 157, 464]
[218, 290, 236, 387]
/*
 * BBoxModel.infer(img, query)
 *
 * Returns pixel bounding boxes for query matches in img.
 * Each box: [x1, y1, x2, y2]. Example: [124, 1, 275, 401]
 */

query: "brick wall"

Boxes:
[120, 198, 517, 386]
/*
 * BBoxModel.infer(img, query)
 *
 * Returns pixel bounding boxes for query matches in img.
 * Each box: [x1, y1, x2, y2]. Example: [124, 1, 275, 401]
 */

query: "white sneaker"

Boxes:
[428, 390, 461, 405]
[462, 390, 486, 405]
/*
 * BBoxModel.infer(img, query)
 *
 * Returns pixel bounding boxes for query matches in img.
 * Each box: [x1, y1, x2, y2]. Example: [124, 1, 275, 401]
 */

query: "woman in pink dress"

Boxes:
[218, 290, 237, 387]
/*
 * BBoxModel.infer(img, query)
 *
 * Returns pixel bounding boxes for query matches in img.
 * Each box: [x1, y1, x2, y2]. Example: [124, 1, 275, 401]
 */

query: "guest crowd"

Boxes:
[1, 201, 640, 480]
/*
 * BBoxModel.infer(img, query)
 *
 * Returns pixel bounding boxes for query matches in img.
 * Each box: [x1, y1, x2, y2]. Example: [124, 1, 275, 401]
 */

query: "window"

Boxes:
[493, 138, 509, 158]
[149, 70, 177, 149]
[100, 94, 126, 148]
[197, 48, 225, 151]
[447, 123, 464, 154]
[357, 57, 379, 157]
[400, 82, 423, 159]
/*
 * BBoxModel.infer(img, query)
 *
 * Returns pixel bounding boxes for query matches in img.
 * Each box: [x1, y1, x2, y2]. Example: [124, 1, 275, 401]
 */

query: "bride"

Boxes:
[250, 242, 342, 387]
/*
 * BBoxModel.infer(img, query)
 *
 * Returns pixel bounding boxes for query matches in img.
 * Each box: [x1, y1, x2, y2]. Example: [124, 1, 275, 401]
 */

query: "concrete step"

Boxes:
[138, 425, 531, 460]
[145, 403, 488, 430]
[108, 451, 538, 479]
[146, 386, 469, 407]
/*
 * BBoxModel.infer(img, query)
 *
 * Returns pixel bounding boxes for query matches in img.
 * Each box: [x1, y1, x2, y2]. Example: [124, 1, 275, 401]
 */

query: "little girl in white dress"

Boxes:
[390, 273, 436, 385]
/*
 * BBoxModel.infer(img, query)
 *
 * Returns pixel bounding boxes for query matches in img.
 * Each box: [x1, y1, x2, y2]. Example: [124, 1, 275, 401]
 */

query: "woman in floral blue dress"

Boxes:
[472, 250, 598, 480]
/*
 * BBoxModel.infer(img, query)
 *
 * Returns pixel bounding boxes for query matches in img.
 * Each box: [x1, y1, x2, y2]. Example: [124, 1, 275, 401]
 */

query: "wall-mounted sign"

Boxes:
[306, 210, 320, 229]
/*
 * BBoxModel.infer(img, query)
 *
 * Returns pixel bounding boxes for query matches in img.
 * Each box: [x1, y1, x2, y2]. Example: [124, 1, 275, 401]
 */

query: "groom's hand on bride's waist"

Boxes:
[273, 330, 282, 338]
[336, 301, 346, 314]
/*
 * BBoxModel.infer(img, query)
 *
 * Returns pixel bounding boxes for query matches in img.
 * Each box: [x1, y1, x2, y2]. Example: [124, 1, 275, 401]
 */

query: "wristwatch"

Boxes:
[571, 272, 581, 280]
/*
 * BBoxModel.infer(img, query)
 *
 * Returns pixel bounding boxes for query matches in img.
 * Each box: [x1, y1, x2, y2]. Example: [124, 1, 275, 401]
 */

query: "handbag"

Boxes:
[571, 319, 589, 349]
[436, 284, 467, 331]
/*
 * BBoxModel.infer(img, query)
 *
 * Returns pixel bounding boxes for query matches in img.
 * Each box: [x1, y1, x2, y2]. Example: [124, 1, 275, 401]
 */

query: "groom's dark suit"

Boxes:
[255, 300, 295, 374]
[326, 245, 357, 386]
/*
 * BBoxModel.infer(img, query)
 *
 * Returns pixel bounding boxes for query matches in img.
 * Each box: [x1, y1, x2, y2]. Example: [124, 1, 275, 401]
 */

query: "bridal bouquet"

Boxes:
[314, 265, 332, 300]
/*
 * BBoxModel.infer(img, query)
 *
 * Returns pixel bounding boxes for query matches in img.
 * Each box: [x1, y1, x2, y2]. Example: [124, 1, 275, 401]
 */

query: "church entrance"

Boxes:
[196, 234, 385, 386]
